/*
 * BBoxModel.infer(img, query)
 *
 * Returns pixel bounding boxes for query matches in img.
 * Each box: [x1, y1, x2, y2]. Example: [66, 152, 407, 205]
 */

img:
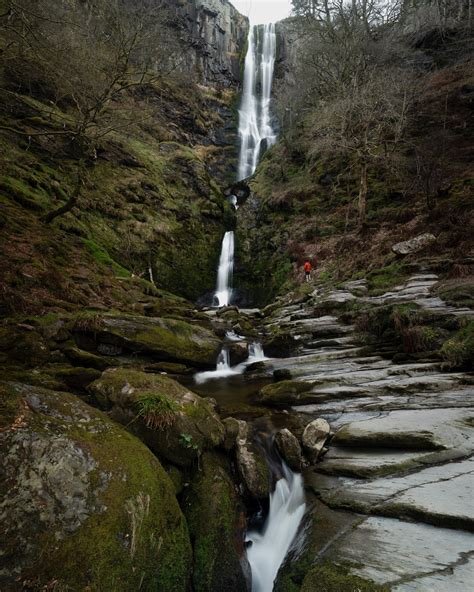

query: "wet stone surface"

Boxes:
[265, 272, 474, 591]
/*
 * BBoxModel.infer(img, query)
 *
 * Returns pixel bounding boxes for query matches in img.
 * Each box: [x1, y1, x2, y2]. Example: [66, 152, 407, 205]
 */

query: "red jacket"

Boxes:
[304, 261, 312, 272]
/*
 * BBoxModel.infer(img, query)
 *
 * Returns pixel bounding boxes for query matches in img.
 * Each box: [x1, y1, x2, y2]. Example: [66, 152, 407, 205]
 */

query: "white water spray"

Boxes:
[247, 465, 306, 592]
[237, 23, 277, 181]
[194, 341, 267, 384]
[214, 231, 234, 307]
[213, 23, 276, 307]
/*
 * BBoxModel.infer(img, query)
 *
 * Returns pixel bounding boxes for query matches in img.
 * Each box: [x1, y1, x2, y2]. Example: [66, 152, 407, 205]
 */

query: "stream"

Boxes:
[207, 21, 306, 592]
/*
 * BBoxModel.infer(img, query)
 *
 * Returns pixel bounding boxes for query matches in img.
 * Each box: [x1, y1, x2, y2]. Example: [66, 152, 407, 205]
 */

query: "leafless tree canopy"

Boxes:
[0, 0, 185, 221]
[280, 0, 472, 223]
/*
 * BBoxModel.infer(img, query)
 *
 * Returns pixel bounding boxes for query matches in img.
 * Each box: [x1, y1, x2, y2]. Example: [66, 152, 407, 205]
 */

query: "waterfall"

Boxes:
[246, 465, 306, 592]
[213, 23, 276, 307]
[237, 23, 277, 181]
[214, 231, 235, 307]
[248, 342, 266, 361]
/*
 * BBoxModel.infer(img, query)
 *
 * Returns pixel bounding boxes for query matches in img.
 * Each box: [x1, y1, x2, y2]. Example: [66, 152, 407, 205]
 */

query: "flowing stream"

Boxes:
[246, 465, 306, 592]
[210, 22, 304, 591]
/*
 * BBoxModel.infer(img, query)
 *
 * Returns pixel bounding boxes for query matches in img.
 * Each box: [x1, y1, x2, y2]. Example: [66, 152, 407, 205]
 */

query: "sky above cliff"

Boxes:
[232, 0, 292, 24]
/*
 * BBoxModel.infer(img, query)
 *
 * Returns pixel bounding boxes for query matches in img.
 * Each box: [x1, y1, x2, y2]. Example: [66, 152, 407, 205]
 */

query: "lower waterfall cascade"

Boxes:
[246, 465, 306, 592]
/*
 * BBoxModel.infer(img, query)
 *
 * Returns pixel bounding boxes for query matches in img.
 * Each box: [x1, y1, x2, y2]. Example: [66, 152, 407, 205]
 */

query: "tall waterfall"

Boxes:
[214, 231, 234, 307]
[247, 464, 306, 592]
[213, 23, 277, 307]
[237, 23, 277, 181]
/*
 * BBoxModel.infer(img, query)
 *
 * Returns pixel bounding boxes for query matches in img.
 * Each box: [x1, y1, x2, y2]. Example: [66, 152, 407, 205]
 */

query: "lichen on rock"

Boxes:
[0, 381, 192, 591]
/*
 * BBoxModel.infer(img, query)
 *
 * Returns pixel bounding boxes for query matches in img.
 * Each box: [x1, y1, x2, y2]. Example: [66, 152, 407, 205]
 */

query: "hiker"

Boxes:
[304, 260, 312, 282]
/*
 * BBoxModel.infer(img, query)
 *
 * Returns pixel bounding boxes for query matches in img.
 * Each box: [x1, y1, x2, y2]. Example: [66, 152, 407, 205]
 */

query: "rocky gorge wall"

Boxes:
[167, 0, 249, 87]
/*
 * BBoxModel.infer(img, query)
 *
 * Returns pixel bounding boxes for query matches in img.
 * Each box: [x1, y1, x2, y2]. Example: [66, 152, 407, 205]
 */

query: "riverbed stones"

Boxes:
[0, 381, 192, 591]
[302, 418, 330, 462]
[275, 428, 303, 471]
[88, 368, 225, 466]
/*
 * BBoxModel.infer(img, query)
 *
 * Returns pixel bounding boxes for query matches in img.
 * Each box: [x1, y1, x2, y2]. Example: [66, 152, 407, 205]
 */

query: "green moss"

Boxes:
[2, 383, 192, 591]
[367, 262, 407, 292]
[441, 320, 474, 369]
[301, 563, 389, 592]
[0, 176, 45, 211]
[183, 452, 247, 592]
[258, 380, 315, 406]
[82, 239, 131, 278]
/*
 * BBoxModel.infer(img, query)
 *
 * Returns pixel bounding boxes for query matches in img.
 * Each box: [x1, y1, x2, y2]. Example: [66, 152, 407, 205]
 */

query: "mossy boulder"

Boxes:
[183, 451, 251, 592]
[88, 368, 225, 466]
[0, 382, 192, 591]
[235, 421, 271, 499]
[263, 329, 299, 357]
[0, 326, 50, 368]
[275, 428, 303, 471]
[73, 314, 221, 369]
[256, 380, 316, 407]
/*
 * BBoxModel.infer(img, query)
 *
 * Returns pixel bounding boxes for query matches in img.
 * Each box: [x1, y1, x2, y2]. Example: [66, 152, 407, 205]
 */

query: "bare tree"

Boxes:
[0, 0, 183, 222]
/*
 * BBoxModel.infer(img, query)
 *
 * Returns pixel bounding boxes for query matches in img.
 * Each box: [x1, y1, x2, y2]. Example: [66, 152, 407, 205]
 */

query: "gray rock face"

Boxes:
[167, 0, 248, 87]
[302, 418, 330, 462]
[275, 428, 303, 471]
[392, 233, 436, 255]
[268, 269, 474, 591]
[0, 382, 192, 590]
[235, 421, 271, 499]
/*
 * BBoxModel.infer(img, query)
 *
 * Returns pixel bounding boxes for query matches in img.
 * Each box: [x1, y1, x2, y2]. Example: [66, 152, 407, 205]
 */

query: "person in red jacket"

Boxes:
[303, 260, 312, 282]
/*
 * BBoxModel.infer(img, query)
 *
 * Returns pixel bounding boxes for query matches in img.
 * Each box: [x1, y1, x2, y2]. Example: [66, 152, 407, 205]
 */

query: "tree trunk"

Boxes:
[42, 168, 84, 224]
[358, 162, 367, 225]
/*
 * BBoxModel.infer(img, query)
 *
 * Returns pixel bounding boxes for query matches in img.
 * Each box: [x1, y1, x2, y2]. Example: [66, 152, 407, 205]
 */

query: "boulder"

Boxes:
[228, 341, 249, 365]
[235, 421, 271, 499]
[273, 368, 293, 381]
[392, 233, 436, 256]
[256, 380, 316, 407]
[0, 382, 192, 591]
[275, 429, 303, 471]
[88, 368, 225, 467]
[223, 416, 243, 451]
[302, 418, 330, 463]
[73, 314, 221, 368]
[183, 452, 251, 592]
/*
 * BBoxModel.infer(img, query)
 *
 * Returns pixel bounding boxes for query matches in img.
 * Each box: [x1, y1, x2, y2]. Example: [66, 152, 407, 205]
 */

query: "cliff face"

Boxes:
[169, 0, 249, 87]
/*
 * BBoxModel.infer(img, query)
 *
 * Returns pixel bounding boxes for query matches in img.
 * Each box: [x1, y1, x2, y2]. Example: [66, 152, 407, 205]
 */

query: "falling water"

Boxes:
[213, 23, 276, 307]
[214, 231, 234, 307]
[248, 342, 266, 361]
[237, 23, 277, 181]
[246, 465, 306, 592]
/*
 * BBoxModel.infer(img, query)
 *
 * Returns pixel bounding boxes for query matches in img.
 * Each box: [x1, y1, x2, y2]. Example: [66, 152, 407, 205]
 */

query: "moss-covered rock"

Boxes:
[0, 381, 192, 591]
[74, 313, 221, 369]
[235, 421, 272, 499]
[183, 451, 251, 592]
[301, 563, 389, 592]
[256, 380, 316, 407]
[88, 368, 225, 466]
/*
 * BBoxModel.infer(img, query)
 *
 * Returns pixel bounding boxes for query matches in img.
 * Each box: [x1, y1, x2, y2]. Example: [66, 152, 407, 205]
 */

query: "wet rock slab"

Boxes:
[322, 516, 474, 589]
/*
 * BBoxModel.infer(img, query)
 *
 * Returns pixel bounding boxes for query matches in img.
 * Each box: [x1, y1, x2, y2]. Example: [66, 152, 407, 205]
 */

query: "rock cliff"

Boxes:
[168, 0, 249, 87]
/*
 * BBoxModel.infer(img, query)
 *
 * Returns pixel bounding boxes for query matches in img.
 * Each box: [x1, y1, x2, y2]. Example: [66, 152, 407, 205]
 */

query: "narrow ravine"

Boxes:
[210, 21, 306, 592]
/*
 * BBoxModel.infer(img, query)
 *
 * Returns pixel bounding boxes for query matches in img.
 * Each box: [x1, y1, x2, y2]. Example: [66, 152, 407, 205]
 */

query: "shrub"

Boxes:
[441, 321, 474, 369]
[135, 393, 180, 430]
